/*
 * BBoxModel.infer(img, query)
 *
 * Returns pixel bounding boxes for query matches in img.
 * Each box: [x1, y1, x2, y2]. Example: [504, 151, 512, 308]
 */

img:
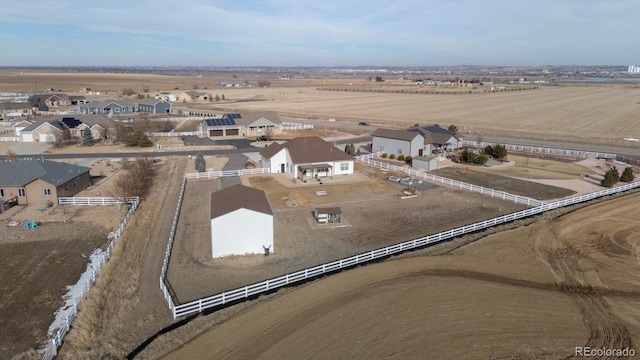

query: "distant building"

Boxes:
[628, 65, 640, 74]
[0, 102, 34, 117]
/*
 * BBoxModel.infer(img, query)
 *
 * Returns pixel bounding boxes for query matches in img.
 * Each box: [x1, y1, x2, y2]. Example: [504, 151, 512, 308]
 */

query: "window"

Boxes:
[18, 188, 26, 197]
[378, 146, 384, 151]
[43, 188, 52, 196]
[397, 149, 403, 155]
[340, 162, 349, 171]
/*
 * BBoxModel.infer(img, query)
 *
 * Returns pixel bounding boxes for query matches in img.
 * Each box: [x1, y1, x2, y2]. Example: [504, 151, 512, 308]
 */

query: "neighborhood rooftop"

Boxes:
[371, 128, 421, 141]
[0, 159, 90, 187]
[259, 136, 353, 163]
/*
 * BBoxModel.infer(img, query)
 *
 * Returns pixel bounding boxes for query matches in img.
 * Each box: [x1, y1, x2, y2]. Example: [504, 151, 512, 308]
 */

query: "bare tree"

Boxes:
[110, 155, 156, 199]
[121, 88, 136, 96]
[192, 84, 200, 90]
[48, 129, 70, 148]
[5, 148, 18, 160]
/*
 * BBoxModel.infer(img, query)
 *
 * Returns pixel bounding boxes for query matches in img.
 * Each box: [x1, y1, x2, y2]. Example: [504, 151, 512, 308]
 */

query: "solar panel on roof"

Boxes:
[61, 117, 82, 129]
[205, 118, 236, 126]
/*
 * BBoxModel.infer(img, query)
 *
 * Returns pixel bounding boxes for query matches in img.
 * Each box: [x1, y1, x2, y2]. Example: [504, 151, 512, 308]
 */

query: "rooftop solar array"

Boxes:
[61, 117, 82, 129]
[205, 118, 236, 126]
[424, 125, 452, 134]
[226, 113, 242, 119]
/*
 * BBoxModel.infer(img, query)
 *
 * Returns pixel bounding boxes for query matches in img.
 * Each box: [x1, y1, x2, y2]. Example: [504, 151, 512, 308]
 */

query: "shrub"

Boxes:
[404, 156, 413, 163]
[195, 153, 206, 172]
[381, 153, 387, 158]
[620, 167, 635, 182]
[397, 154, 405, 161]
[389, 154, 396, 160]
[461, 149, 489, 165]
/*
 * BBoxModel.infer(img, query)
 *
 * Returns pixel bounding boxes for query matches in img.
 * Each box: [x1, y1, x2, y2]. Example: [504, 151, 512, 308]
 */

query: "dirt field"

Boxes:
[0, 202, 127, 358]
[1, 71, 639, 147]
[476, 155, 595, 180]
[162, 192, 640, 360]
[167, 168, 527, 303]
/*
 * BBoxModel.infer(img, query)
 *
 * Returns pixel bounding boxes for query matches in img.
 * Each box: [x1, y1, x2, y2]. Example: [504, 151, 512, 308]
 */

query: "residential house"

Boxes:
[19, 120, 65, 143]
[13, 120, 36, 137]
[136, 98, 171, 114]
[0, 102, 34, 117]
[60, 115, 116, 140]
[176, 91, 212, 102]
[200, 111, 282, 138]
[408, 125, 461, 152]
[371, 128, 429, 157]
[68, 95, 89, 105]
[210, 184, 274, 258]
[38, 94, 72, 107]
[79, 100, 136, 115]
[0, 159, 91, 206]
[155, 92, 177, 102]
[259, 136, 354, 180]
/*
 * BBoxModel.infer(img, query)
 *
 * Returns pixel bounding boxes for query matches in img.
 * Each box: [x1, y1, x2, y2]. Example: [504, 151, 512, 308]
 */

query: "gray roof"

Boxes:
[80, 100, 136, 109]
[408, 125, 459, 146]
[210, 184, 273, 219]
[0, 102, 32, 110]
[0, 159, 90, 187]
[21, 120, 65, 133]
[232, 111, 282, 126]
[372, 128, 421, 141]
[60, 114, 115, 129]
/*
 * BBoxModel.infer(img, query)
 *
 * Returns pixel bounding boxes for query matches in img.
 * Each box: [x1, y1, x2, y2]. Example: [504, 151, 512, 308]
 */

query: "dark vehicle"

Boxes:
[358, 122, 369, 126]
[256, 135, 269, 141]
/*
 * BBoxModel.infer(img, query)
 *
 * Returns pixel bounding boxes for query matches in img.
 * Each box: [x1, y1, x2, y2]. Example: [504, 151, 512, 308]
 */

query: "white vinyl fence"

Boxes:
[184, 168, 271, 179]
[0, 128, 14, 135]
[355, 153, 545, 207]
[0, 136, 20, 142]
[0, 121, 19, 126]
[36, 110, 76, 116]
[167, 180, 640, 318]
[462, 140, 616, 159]
[58, 197, 137, 205]
[146, 131, 199, 137]
[281, 121, 314, 130]
[40, 197, 139, 360]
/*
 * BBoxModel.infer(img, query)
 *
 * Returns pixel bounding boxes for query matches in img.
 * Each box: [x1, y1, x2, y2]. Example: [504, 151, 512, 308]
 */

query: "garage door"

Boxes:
[39, 133, 53, 143]
[22, 133, 34, 142]
[209, 130, 224, 137]
[226, 128, 239, 136]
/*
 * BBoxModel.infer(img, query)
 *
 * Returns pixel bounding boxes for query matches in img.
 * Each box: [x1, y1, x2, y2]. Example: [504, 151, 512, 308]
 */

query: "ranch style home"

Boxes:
[210, 184, 274, 258]
[200, 111, 282, 138]
[260, 136, 355, 180]
[80, 99, 171, 115]
[15, 115, 115, 142]
[371, 128, 430, 157]
[0, 102, 34, 117]
[0, 159, 91, 206]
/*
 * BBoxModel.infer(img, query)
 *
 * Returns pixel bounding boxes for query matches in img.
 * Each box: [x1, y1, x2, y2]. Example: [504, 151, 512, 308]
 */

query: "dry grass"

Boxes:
[473, 155, 595, 180]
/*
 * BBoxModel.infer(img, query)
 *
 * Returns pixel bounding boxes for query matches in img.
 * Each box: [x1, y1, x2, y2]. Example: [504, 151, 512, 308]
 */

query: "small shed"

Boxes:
[412, 156, 438, 171]
[210, 184, 274, 258]
[314, 207, 342, 224]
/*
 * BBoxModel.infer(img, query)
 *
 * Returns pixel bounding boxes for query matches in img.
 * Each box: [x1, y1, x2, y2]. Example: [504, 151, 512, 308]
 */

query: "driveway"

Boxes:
[220, 153, 248, 189]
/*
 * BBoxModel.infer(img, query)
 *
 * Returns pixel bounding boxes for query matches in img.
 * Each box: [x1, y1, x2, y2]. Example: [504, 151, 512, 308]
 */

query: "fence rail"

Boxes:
[58, 197, 137, 205]
[461, 140, 617, 159]
[146, 131, 199, 137]
[281, 121, 314, 130]
[40, 197, 139, 360]
[169, 179, 640, 318]
[184, 168, 271, 179]
[355, 153, 544, 207]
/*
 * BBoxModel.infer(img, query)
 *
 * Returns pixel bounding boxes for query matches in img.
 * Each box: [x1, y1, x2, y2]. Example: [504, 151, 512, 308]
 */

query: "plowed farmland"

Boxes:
[162, 193, 640, 360]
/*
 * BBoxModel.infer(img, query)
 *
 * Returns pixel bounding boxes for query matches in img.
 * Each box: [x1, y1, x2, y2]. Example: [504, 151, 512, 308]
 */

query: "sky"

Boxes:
[0, 0, 638, 67]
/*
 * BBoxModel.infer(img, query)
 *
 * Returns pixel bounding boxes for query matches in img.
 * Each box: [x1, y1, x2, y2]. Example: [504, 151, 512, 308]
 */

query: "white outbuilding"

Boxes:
[210, 184, 274, 258]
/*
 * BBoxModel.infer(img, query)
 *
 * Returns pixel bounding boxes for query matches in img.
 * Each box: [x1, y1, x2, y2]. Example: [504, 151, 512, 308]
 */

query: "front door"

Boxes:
[280, 164, 285, 173]
[418, 149, 423, 156]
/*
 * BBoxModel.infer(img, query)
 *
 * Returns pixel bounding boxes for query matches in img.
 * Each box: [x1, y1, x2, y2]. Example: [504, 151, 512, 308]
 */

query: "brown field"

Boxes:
[162, 192, 640, 360]
[475, 155, 596, 180]
[1, 71, 639, 147]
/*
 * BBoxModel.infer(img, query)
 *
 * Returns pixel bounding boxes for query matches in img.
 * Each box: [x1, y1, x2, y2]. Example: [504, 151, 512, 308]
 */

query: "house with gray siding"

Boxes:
[136, 98, 171, 114]
[80, 100, 136, 115]
[371, 128, 428, 157]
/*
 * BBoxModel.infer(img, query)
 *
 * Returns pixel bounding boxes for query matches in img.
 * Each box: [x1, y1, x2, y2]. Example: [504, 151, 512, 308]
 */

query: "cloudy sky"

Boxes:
[0, 0, 638, 67]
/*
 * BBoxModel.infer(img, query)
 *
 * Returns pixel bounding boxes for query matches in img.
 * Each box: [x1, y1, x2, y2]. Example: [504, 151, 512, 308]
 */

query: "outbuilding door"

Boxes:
[209, 129, 223, 137]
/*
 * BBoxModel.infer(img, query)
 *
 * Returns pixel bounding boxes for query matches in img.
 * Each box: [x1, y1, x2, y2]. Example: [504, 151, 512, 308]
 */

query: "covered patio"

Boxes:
[297, 163, 333, 181]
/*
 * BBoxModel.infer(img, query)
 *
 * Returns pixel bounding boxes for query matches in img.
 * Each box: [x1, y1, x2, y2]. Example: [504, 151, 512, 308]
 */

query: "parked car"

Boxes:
[256, 135, 268, 141]
[358, 121, 369, 126]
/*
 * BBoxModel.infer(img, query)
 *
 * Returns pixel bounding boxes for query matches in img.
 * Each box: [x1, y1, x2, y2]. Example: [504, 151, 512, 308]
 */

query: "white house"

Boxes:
[210, 184, 274, 258]
[371, 128, 428, 157]
[259, 136, 354, 181]
[19, 120, 65, 143]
